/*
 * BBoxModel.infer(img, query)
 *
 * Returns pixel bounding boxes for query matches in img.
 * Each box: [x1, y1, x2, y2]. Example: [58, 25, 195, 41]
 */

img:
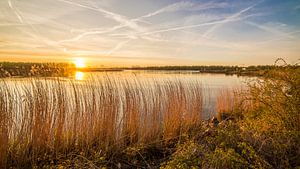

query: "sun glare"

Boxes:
[75, 71, 84, 80]
[74, 58, 86, 68]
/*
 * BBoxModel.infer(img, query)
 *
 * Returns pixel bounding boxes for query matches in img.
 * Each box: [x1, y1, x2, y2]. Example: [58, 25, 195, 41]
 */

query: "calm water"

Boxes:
[4, 70, 253, 119]
[74, 70, 252, 119]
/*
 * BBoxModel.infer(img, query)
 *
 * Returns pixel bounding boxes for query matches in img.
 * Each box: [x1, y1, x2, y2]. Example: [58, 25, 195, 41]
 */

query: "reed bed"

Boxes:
[215, 88, 247, 120]
[0, 74, 203, 167]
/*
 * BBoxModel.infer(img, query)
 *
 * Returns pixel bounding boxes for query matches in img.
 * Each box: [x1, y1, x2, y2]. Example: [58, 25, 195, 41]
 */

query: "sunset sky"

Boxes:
[0, 0, 300, 67]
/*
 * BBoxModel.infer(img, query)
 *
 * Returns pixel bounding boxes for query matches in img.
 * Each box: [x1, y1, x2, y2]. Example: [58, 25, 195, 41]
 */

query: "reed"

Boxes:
[216, 86, 253, 121]
[0, 74, 203, 167]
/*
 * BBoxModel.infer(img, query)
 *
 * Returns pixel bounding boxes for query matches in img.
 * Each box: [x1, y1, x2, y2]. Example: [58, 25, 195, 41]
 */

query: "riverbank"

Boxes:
[0, 62, 75, 78]
[2, 62, 298, 78]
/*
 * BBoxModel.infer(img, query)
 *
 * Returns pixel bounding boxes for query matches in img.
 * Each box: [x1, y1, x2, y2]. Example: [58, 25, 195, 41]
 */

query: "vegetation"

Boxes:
[0, 62, 75, 78]
[1, 61, 298, 78]
[162, 65, 300, 169]
[123, 65, 290, 76]
[0, 64, 299, 168]
[0, 75, 203, 168]
[83, 64, 299, 77]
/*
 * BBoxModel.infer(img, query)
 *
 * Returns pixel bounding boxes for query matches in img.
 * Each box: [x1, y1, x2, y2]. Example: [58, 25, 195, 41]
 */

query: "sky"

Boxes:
[0, 0, 300, 67]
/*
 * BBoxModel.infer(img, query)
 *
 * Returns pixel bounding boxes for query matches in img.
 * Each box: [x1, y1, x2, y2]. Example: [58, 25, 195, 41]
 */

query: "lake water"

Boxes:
[3, 70, 253, 120]
[74, 70, 252, 119]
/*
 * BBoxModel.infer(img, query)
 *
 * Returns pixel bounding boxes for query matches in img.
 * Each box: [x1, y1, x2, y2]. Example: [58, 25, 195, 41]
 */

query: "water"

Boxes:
[3, 70, 252, 119]
[75, 70, 251, 119]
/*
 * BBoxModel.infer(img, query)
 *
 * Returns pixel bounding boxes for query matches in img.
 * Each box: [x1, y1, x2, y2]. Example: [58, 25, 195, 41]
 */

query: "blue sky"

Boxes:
[0, 0, 299, 66]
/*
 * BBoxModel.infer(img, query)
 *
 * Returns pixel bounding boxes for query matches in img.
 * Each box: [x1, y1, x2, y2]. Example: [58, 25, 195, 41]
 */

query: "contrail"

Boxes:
[56, 0, 231, 54]
[106, 39, 131, 56]
[7, 0, 43, 45]
[106, 13, 260, 39]
[137, 1, 194, 19]
[203, 1, 263, 38]
[137, 14, 259, 36]
[8, 0, 24, 23]
[135, 1, 227, 20]
[58, 1, 225, 43]
[56, 0, 150, 44]
[57, 0, 144, 32]
[80, 12, 261, 55]
[245, 21, 294, 39]
[7, 1, 70, 54]
[58, 24, 125, 44]
[256, 30, 300, 44]
[7, 0, 44, 46]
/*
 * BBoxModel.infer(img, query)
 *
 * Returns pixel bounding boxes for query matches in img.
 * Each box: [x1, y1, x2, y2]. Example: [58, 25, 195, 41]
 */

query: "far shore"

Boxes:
[1, 62, 299, 78]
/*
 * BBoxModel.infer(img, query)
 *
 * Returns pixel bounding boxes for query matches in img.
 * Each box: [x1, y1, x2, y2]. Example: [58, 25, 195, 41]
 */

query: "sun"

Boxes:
[73, 58, 86, 68]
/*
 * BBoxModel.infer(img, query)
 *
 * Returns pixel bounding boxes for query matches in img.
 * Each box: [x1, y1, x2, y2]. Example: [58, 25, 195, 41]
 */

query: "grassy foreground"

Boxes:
[0, 66, 299, 168]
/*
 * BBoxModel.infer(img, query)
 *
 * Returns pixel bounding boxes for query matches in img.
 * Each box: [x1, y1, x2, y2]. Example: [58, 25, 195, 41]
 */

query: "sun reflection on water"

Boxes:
[75, 71, 85, 81]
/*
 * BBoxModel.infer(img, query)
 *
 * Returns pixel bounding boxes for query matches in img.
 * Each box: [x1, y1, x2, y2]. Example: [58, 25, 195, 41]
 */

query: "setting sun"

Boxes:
[73, 58, 86, 68]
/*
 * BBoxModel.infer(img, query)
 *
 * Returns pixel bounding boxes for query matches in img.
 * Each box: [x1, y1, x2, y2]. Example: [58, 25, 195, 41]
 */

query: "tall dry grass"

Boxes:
[0, 75, 203, 167]
[215, 88, 246, 121]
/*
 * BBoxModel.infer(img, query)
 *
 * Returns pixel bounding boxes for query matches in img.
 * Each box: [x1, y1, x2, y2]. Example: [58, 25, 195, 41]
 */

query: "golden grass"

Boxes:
[215, 87, 253, 121]
[0, 75, 203, 167]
